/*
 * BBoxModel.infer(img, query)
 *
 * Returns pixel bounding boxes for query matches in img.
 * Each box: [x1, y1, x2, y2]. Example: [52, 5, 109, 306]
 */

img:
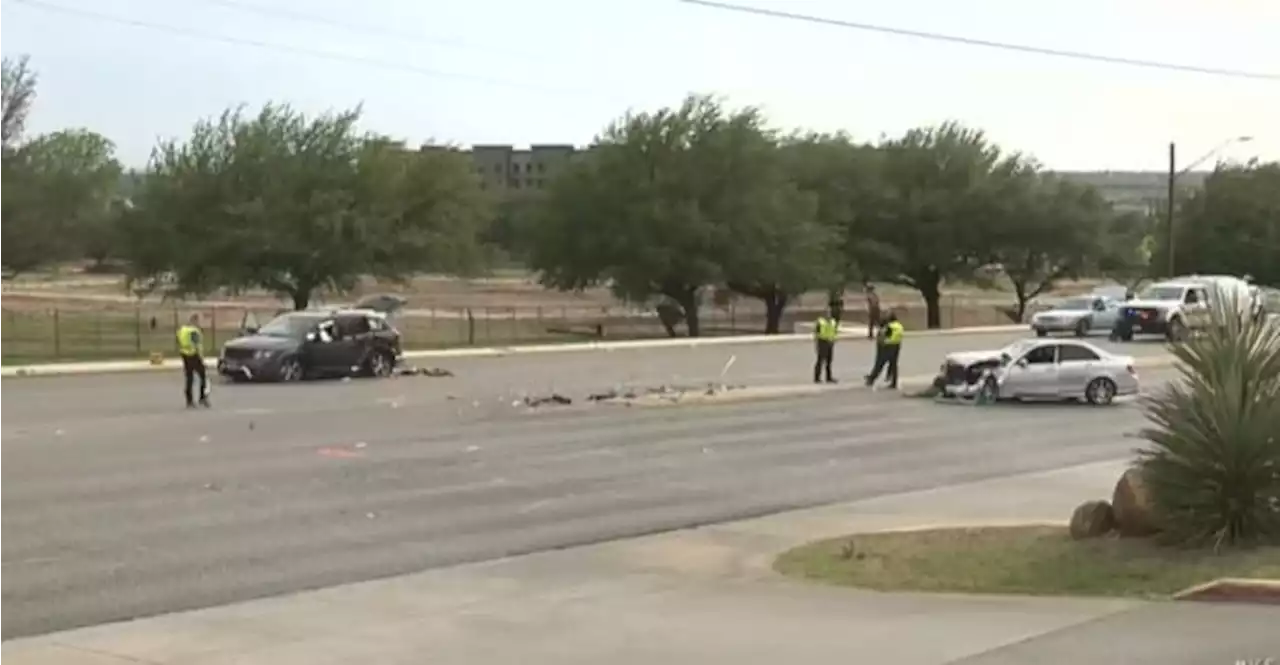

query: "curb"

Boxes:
[1, 325, 1028, 378]
[1172, 577, 1280, 601]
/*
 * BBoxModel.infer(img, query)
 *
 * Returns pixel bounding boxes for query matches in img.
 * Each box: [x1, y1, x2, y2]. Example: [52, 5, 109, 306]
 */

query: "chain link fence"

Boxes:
[0, 297, 1018, 364]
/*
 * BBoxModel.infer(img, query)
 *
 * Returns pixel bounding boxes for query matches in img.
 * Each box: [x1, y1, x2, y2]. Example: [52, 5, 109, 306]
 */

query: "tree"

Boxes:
[530, 94, 780, 337]
[2, 55, 37, 150]
[0, 94, 120, 276]
[862, 123, 1027, 328]
[120, 104, 490, 309]
[988, 173, 1112, 321]
[1168, 161, 1280, 286]
[779, 132, 884, 290]
[1098, 208, 1156, 291]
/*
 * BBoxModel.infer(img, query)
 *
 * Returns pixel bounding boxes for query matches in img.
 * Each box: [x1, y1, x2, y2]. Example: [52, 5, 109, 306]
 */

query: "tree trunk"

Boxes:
[674, 290, 700, 337]
[290, 289, 311, 311]
[764, 292, 788, 334]
[918, 271, 943, 329]
[1012, 282, 1030, 323]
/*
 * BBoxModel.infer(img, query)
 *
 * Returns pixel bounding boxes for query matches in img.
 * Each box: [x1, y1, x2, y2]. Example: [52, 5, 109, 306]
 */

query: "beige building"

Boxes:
[462, 144, 579, 194]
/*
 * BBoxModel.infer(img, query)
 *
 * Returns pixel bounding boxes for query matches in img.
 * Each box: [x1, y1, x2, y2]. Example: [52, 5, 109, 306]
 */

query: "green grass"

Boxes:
[1, 299, 1019, 366]
[775, 525, 1280, 599]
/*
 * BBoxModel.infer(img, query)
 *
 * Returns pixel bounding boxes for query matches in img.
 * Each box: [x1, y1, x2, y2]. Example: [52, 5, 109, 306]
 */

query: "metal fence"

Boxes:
[0, 297, 1018, 364]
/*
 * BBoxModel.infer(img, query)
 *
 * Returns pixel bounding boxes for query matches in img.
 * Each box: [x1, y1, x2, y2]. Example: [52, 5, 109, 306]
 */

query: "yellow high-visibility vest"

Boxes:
[884, 321, 904, 345]
[177, 325, 203, 357]
[815, 316, 840, 342]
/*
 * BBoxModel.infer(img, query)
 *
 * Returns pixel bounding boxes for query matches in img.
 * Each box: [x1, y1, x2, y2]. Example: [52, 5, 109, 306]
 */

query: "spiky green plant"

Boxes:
[1136, 287, 1280, 549]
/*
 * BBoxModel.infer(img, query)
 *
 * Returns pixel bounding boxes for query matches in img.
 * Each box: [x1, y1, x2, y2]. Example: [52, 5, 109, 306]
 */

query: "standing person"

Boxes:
[864, 283, 881, 339]
[865, 311, 904, 389]
[827, 288, 845, 324]
[177, 313, 211, 408]
[813, 306, 840, 384]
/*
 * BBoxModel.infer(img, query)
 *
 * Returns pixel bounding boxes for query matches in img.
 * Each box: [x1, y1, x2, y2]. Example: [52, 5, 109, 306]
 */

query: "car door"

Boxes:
[1182, 287, 1209, 329]
[1092, 298, 1118, 331]
[306, 319, 347, 371]
[332, 315, 371, 371]
[1056, 343, 1101, 396]
[1005, 343, 1059, 397]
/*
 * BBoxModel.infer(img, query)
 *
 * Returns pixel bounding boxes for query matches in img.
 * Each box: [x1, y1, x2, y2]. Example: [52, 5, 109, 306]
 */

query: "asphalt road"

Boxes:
[1, 332, 1177, 638]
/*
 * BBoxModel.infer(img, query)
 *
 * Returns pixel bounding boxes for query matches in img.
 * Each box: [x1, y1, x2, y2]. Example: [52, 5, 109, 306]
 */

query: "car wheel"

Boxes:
[1074, 318, 1090, 337]
[366, 350, 394, 378]
[977, 377, 999, 404]
[278, 357, 304, 382]
[1166, 317, 1187, 343]
[1085, 377, 1117, 406]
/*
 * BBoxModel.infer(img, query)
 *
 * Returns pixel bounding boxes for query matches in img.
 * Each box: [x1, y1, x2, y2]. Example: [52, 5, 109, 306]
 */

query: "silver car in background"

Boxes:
[936, 339, 1139, 406]
[1030, 295, 1121, 337]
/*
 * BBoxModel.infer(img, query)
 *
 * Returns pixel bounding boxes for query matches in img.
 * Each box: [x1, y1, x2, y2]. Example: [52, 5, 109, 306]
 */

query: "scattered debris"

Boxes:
[366, 512, 377, 520]
[317, 446, 363, 459]
[54, 429, 65, 437]
[354, 442, 368, 449]
[465, 445, 481, 453]
[397, 366, 455, 377]
[198, 435, 210, 443]
[248, 421, 255, 431]
[587, 390, 620, 401]
[524, 394, 573, 407]
[203, 482, 222, 492]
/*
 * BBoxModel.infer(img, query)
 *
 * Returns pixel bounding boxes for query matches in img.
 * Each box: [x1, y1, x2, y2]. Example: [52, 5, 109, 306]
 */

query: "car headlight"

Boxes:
[253, 350, 276, 360]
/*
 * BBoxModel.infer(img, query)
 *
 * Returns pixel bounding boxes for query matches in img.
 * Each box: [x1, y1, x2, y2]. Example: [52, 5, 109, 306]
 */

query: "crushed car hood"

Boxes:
[945, 350, 1003, 366]
[222, 336, 301, 352]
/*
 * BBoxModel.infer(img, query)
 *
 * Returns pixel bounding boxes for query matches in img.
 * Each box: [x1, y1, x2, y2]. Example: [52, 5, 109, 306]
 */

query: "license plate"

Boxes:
[1131, 325, 1142, 332]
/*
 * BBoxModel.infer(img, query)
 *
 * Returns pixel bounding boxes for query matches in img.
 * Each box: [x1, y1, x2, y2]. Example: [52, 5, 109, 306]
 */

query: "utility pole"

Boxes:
[1166, 142, 1177, 277]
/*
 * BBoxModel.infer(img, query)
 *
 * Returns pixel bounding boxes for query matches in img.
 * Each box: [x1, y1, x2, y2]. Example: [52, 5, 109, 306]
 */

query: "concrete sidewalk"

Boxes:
[7, 458, 1275, 665]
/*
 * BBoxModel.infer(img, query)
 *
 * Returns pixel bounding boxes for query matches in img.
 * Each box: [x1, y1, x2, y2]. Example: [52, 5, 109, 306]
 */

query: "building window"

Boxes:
[509, 179, 520, 189]
[525, 163, 534, 174]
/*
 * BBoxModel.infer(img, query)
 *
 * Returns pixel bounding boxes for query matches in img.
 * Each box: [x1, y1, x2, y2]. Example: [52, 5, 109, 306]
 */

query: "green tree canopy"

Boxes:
[858, 122, 1029, 328]
[987, 172, 1114, 321]
[531, 94, 803, 336]
[119, 104, 491, 309]
[1170, 161, 1280, 287]
[2, 56, 123, 276]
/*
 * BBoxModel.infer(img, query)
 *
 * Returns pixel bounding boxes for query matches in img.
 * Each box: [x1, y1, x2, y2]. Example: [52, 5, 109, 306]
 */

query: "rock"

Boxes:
[1068, 500, 1116, 540]
[1111, 467, 1160, 537]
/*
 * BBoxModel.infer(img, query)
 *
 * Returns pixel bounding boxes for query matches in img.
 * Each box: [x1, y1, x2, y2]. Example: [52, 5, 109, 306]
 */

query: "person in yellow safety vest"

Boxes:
[813, 306, 840, 384]
[864, 311, 904, 389]
[177, 313, 211, 408]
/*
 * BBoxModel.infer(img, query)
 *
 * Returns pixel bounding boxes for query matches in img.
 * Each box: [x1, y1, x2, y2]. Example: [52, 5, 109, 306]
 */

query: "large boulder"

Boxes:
[1069, 500, 1116, 540]
[1111, 467, 1160, 537]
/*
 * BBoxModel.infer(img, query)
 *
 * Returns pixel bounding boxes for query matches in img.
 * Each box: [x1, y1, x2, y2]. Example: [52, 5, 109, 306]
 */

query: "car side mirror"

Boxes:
[305, 332, 318, 342]
[1016, 359, 1028, 368]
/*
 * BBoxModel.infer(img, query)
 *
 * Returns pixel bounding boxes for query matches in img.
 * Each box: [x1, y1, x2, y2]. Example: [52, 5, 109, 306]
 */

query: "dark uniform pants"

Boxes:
[865, 343, 901, 388]
[183, 354, 208, 405]
[814, 339, 835, 382]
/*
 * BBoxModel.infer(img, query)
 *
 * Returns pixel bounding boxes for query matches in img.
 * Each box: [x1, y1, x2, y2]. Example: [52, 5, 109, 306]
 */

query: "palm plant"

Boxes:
[1136, 287, 1280, 549]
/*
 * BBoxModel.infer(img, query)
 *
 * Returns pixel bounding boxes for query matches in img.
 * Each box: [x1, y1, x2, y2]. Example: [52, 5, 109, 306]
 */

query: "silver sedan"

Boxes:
[939, 339, 1140, 406]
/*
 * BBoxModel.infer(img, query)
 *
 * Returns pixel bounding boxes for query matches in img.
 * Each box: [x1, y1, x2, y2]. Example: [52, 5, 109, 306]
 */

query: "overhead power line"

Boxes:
[187, 0, 553, 64]
[8, 0, 617, 99]
[680, 0, 1280, 82]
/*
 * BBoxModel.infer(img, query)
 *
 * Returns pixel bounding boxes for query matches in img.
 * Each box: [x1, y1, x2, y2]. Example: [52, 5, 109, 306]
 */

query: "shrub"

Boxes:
[1135, 289, 1280, 549]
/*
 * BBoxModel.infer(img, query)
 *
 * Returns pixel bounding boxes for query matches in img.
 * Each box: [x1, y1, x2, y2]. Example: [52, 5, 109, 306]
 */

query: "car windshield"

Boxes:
[999, 339, 1038, 366]
[1137, 286, 1184, 301]
[1054, 298, 1094, 311]
[256, 314, 319, 338]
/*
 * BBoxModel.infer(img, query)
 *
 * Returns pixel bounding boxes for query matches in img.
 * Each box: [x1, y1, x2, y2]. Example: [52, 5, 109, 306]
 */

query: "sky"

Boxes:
[2, 0, 1278, 170]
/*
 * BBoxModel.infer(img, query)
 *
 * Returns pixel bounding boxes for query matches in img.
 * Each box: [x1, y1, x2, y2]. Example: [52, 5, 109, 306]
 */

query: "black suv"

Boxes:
[218, 306, 404, 382]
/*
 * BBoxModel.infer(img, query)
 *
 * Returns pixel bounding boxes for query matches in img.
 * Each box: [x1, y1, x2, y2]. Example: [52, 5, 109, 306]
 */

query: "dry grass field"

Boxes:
[0, 270, 1105, 365]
